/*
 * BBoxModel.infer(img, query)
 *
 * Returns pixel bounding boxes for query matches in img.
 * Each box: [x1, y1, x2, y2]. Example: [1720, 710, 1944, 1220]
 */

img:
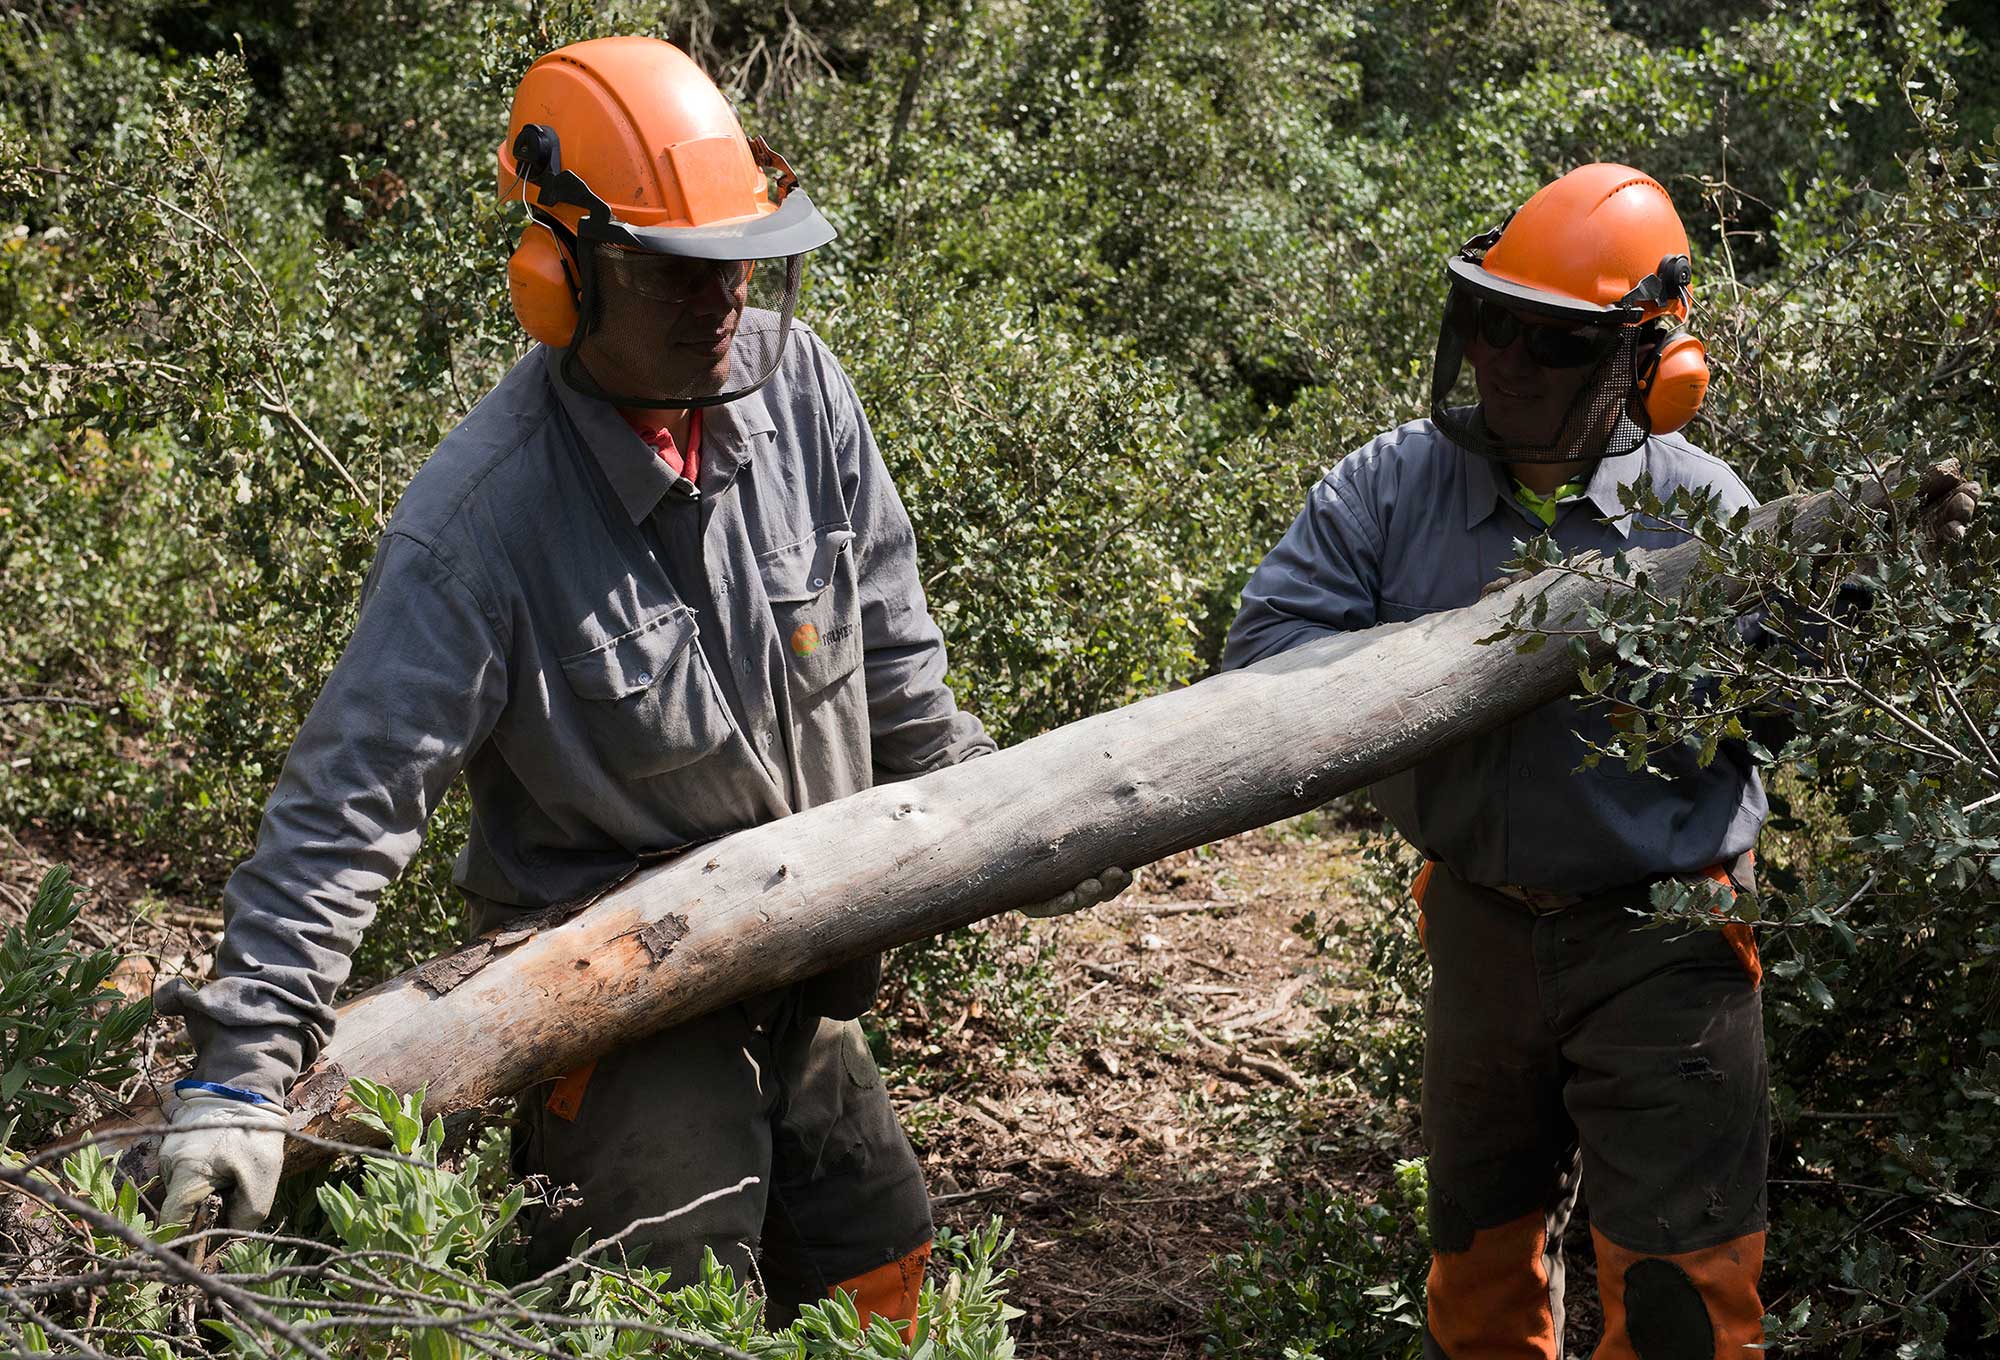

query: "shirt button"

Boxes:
[1518, 765, 1530, 777]
[636, 671, 652, 685]
[811, 576, 825, 589]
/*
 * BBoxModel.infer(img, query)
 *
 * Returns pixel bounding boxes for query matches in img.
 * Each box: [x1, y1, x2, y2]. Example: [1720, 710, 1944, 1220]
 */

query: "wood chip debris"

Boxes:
[973, 1094, 1016, 1127]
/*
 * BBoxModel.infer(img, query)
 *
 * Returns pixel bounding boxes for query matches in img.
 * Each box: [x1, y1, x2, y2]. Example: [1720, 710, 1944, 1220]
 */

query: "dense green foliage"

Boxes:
[3, 0, 1997, 1354]
[18, 1080, 1025, 1357]
[0, 866, 149, 1150]
[1205, 1160, 1430, 1360]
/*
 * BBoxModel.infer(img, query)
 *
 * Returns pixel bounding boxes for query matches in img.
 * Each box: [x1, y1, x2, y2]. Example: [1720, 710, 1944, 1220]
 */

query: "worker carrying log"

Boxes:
[149, 34, 1127, 1332]
[1222, 165, 1980, 1359]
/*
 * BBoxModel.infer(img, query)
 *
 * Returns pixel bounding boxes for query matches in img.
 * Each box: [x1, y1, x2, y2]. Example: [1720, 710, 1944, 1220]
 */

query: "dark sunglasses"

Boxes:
[1455, 294, 1616, 370]
[595, 248, 754, 305]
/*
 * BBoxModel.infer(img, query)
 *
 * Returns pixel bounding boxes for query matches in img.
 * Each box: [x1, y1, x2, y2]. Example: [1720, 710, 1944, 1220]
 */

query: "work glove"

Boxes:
[1479, 568, 1536, 599]
[1020, 867, 1133, 919]
[157, 1084, 290, 1230]
[1916, 457, 1980, 548]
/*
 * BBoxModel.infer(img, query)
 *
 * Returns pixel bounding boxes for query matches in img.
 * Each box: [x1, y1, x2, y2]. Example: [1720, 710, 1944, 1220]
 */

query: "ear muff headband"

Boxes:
[1635, 326, 1710, 435]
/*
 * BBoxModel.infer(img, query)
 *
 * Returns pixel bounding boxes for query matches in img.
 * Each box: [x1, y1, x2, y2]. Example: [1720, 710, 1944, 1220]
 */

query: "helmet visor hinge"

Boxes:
[510, 123, 619, 236]
[1456, 208, 1517, 261]
[749, 136, 800, 203]
[1619, 253, 1692, 313]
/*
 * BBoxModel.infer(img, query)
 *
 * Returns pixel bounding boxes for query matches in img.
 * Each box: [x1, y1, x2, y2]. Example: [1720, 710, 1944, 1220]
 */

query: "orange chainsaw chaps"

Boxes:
[1592, 1228, 1765, 1359]
[544, 1059, 597, 1121]
[1426, 1209, 1560, 1360]
[831, 1239, 931, 1342]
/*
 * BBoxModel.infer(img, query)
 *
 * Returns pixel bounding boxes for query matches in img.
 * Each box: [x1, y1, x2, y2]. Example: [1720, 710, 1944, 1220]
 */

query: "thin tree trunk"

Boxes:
[92, 475, 1887, 1176]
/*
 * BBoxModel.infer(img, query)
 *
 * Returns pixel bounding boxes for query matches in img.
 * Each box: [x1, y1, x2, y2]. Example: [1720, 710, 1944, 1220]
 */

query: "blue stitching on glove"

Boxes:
[173, 1079, 274, 1106]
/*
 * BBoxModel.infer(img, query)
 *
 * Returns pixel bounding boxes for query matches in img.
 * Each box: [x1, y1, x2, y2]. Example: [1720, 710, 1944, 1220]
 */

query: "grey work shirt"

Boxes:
[1223, 418, 1766, 895]
[164, 320, 994, 1099]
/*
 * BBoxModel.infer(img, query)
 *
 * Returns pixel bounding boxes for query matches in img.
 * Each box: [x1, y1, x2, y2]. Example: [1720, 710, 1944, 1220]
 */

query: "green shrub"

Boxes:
[1477, 95, 2000, 1353]
[14, 1078, 1026, 1358]
[873, 915, 1064, 1080]
[1205, 1159, 1430, 1360]
[1298, 832, 1429, 1118]
[0, 866, 150, 1151]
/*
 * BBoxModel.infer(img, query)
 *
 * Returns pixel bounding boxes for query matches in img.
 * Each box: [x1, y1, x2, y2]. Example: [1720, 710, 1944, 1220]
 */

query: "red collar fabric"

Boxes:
[618, 408, 703, 485]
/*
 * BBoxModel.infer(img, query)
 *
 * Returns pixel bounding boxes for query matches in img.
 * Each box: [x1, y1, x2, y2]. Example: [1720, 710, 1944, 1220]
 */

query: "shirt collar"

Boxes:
[1463, 453, 1511, 530]
[544, 346, 778, 525]
[1460, 437, 1649, 539]
[699, 381, 777, 475]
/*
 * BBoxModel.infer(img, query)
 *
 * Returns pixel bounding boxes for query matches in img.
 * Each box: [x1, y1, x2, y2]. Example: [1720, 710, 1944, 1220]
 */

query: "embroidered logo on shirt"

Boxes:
[790, 623, 821, 657]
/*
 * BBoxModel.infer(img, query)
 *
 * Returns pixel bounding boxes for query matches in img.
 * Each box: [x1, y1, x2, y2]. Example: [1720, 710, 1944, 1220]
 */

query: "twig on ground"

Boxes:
[1181, 1024, 1306, 1091]
[1115, 899, 1232, 917]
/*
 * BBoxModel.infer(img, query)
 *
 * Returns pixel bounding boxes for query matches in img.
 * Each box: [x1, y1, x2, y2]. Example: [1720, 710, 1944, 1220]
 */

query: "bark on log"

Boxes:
[99, 477, 1877, 1174]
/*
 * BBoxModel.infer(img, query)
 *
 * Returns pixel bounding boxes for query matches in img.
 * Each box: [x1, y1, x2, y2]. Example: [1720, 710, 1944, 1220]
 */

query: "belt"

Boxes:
[1488, 882, 1587, 915]
[1487, 853, 1753, 918]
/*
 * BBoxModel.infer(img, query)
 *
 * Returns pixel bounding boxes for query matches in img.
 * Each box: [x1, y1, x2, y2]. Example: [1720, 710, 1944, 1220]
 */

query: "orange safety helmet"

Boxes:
[498, 35, 835, 407]
[1431, 163, 1710, 462]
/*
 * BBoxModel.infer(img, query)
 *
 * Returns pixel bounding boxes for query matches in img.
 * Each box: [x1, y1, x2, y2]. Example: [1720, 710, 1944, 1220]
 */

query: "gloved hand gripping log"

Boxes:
[154, 867, 1130, 1229]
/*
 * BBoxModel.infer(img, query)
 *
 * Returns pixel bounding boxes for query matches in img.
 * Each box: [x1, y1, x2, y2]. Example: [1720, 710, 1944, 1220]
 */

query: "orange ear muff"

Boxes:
[508, 225, 579, 348]
[1636, 328, 1709, 435]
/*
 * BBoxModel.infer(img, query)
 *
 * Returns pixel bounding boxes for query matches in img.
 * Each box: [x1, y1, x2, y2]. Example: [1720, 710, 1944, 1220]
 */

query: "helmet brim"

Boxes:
[1446, 256, 1642, 326]
[585, 188, 837, 261]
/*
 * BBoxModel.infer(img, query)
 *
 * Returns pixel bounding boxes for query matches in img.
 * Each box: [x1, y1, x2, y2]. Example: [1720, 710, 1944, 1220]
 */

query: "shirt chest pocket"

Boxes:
[758, 524, 861, 699]
[558, 606, 735, 780]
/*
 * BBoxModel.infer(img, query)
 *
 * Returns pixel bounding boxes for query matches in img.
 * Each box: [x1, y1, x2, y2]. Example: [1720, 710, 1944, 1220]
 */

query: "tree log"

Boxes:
[95, 478, 1875, 1174]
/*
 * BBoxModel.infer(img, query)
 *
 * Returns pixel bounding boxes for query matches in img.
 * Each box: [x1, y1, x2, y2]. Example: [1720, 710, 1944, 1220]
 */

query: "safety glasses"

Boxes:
[595, 247, 753, 305]
[1455, 293, 1617, 370]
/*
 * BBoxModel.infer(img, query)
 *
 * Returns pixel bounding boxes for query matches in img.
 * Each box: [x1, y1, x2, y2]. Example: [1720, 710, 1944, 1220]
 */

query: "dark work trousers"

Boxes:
[508, 983, 933, 1320]
[1417, 862, 1768, 1360]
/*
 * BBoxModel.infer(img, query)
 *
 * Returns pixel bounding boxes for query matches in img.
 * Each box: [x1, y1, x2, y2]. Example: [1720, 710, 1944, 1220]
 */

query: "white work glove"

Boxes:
[158, 1087, 290, 1230]
[1020, 867, 1133, 919]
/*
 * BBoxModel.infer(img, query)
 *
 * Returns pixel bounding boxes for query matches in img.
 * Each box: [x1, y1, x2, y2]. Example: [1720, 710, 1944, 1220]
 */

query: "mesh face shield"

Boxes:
[562, 245, 805, 410]
[511, 124, 835, 411]
[1429, 280, 1652, 464]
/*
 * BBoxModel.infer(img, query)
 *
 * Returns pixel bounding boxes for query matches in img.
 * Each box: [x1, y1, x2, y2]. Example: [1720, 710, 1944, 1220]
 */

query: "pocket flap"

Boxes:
[759, 525, 855, 603]
[559, 608, 698, 702]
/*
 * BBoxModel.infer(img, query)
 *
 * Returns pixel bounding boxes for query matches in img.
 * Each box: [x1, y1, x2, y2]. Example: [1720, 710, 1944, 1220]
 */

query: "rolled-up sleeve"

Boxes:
[825, 360, 995, 779]
[157, 532, 509, 1100]
[1223, 458, 1386, 669]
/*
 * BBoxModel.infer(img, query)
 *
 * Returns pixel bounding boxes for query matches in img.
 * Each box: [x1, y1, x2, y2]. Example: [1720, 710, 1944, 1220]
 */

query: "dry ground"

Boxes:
[881, 823, 1425, 1358]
